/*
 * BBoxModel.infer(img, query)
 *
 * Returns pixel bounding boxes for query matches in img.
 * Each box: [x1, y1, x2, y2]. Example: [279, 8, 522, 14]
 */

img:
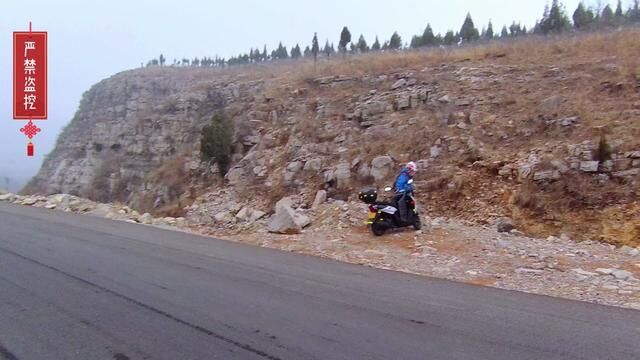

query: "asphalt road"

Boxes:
[0, 203, 639, 360]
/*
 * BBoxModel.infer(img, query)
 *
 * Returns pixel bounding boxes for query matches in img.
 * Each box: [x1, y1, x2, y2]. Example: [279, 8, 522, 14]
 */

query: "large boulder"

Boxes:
[235, 207, 267, 223]
[371, 156, 394, 181]
[235, 207, 251, 221]
[139, 213, 154, 225]
[540, 95, 564, 115]
[0, 193, 16, 202]
[21, 197, 39, 206]
[267, 205, 310, 234]
[357, 163, 372, 180]
[303, 158, 323, 173]
[48, 194, 71, 208]
[214, 211, 233, 223]
[312, 190, 327, 210]
[286, 161, 304, 173]
[334, 163, 352, 189]
[391, 78, 407, 90]
[226, 167, 246, 186]
[275, 196, 296, 213]
[284, 161, 304, 182]
[580, 161, 600, 173]
[267, 208, 300, 234]
[360, 101, 389, 119]
[249, 210, 267, 222]
[496, 217, 515, 233]
[396, 93, 412, 110]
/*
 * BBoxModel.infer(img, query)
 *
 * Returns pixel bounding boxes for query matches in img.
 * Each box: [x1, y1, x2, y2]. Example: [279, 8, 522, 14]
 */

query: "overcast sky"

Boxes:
[2, 0, 617, 191]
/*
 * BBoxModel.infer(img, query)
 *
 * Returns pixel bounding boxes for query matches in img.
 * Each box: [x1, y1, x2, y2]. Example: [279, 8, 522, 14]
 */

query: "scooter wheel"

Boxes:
[413, 215, 422, 230]
[371, 223, 386, 236]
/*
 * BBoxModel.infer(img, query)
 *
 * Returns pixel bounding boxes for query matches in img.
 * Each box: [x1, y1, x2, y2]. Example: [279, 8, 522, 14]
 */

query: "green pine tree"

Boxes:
[539, 0, 571, 34]
[339, 26, 352, 57]
[323, 40, 332, 57]
[371, 36, 381, 51]
[615, 0, 624, 18]
[291, 44, 302, 59]
[601, 4, 615, 26]
[509, 22, 523, 36]
[485, 21, 494, 39]
[312, 33, 320, 63]
[500, 26, 509, 38]
[200, 112, 233, 175]
[389, 31, 402, 49]
[444, 30, 457, 45]
[459, 13, 480, 42]
[632, 1, 640, 22]
[410, 35, 422, 48]
[422, 24, 437, 46]
[573, 2, 595, 29]
[356, 34, 369, 53]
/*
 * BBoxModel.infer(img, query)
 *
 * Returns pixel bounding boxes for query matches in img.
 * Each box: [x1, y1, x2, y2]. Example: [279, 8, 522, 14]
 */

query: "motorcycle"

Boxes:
[358, 179, 422, 236]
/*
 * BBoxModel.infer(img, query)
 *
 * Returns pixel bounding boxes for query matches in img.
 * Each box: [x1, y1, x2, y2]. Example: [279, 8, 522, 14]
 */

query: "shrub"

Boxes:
[596, 134, 613, 162]
[200, 112, 233, 175]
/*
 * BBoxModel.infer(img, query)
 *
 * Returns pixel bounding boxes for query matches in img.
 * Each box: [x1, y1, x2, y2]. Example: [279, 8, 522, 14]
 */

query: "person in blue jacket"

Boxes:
[394, 162, 417, 222]
[395, 161, 417, 193]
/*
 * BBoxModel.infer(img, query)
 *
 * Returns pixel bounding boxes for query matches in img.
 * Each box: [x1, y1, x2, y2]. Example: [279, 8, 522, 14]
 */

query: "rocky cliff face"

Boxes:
[24, 67, 262, 213]
[24, 30, 640, 244]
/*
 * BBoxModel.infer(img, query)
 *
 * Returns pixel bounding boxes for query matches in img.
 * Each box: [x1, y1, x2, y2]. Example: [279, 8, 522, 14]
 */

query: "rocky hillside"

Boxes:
[25, 29, 640, 245]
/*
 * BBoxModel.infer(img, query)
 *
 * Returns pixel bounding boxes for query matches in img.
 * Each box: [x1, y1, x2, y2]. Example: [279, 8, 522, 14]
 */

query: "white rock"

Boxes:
[21, 197, 38, 206]
[49, 194, 71, 205]
[611, 269, 634, 280]
[214, 211, 232, 222]
[580, 161, 600, 173]
[391, 78, 407, 90]
[595, 268, 614, 275]
[249, 210, 267, 222]
[334, 163, 352, 189]
[621, 246, 639, 256]
[303, 158, 323, 173]
[312, 190, 327, 210]
[0, 193, 16, 202]
[275, 197, 296, 213]
[286, 161, 303, 173]
[515, 268, 544, 275]
[267, 207, 304, 234]
[430, 146, 442, 158]
[571, 269, 598, 277]
[625, 303, 640, 310]
[438, 95, 451, 103]
[140, 213, 154, 224]
[235, 207, 251, 221]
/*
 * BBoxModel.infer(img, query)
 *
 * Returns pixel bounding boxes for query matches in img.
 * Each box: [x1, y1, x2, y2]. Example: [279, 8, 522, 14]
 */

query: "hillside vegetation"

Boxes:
[25, 27, 640, 245]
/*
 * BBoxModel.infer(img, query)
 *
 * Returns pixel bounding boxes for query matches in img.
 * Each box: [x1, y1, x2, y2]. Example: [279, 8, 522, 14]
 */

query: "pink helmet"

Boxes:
[406, 161, 418, 172]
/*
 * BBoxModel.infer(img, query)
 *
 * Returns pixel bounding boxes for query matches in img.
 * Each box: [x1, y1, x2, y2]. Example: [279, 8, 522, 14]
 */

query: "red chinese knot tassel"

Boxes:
[27, 142, 34, 157]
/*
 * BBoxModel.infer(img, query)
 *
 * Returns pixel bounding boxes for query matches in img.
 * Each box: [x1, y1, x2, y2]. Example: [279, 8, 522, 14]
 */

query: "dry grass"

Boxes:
[143, 155, 191, 216]
[129, 28, 640, 243]
[194, 26, 640, 86]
